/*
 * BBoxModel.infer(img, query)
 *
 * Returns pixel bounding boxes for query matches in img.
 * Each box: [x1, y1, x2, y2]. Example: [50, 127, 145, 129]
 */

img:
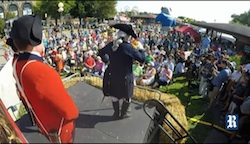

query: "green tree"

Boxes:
[33, 0, 75, 24]
[178, 16, 185, 20]
[70, 0, 117, 27]
[178, 16, 197, 24]
[5, 11, 16, 20]
[95, 1, 117, 19]
[230, 10, 250, 26]
[0, 18, 5, 37]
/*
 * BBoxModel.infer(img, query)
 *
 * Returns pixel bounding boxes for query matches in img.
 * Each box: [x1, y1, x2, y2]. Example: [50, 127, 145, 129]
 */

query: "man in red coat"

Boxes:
[10, 15, 79, 143]
[6, 37, 37, 126]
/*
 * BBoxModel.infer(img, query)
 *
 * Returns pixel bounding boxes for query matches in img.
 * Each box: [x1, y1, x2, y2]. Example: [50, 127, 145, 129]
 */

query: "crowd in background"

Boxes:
[39, 22, 250, 141]
[1, 18, 250, 142]
[41, 23, 236, 89]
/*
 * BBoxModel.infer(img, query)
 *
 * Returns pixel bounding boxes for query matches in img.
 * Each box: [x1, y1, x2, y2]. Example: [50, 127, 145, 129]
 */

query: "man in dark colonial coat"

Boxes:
[98, 24, 145, 119]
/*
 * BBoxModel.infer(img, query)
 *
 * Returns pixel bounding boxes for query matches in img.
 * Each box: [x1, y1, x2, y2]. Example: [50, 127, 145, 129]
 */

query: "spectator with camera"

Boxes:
[199, 55, 215, 97]
[151, 64, 173, 89]
[220, 66, 243, 111]
[207, 59, 231, 110]
[227, 74, 250, 114]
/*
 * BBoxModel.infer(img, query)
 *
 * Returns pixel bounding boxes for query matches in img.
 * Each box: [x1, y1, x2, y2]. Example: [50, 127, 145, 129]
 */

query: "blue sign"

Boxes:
[225, 114, 239, 131]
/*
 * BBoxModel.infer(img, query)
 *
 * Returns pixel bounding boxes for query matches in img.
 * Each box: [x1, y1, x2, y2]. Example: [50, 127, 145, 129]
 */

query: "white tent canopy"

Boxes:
[198, 28, 236, 43]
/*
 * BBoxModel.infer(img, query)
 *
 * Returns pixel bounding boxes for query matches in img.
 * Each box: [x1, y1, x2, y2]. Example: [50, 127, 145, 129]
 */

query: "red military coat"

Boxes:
[14, 52, 79, 143]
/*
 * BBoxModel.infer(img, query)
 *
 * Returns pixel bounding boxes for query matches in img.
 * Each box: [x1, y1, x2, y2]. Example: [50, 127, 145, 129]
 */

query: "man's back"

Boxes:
[212, 68, 231, 88]
[15, 54, 78, 139]
[10, 14, 79, 143]
[99, 42, 144, 75]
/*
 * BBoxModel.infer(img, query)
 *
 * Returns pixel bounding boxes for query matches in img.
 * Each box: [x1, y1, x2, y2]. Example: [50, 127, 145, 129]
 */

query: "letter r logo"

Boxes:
[226, 114, 238, 130]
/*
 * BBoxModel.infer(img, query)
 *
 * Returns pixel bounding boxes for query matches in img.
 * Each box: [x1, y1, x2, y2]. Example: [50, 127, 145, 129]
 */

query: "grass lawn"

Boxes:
[158, 76, 213, 143]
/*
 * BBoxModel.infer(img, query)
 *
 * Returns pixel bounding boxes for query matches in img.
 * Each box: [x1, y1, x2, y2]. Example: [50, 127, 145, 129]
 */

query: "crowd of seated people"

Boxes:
[136, 62, 156, 86]
[40, 22, 250, 142]
[196, 51, 250, 142]
[151, 64, 173, 89]
[43, 28, 109, 76]
[221, 68, 250, 142]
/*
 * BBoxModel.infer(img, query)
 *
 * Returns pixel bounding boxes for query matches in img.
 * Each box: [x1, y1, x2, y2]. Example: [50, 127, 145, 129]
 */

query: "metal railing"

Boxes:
[143, 99, 197, 144]
[82, 72, 162, 100]
[62, 72, 82, 82]
[7, 102, 23, 121]
[82, 72, 103, 81]
[134, 85, 162, 100]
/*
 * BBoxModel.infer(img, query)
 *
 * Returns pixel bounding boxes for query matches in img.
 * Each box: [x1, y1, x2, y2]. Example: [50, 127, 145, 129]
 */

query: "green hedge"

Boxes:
[229, 55, 242, 69]
[229, 55, 250, 68]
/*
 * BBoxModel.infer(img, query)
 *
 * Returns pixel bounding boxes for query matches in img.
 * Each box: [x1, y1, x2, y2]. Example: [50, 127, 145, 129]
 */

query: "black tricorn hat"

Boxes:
[10, 15, 42, 46]
[6, 38, 18, 52]
[111, 23, 137, 39]
[6, 38, 14, 47]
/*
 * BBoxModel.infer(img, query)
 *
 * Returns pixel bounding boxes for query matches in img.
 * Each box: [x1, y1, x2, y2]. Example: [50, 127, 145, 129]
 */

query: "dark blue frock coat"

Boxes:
[98, 42, 145, 100]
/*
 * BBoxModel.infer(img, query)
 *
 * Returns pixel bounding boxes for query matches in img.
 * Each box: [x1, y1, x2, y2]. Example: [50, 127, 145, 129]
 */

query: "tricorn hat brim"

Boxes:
[6, 38, 14, 47]
[111, 23, 137, 39]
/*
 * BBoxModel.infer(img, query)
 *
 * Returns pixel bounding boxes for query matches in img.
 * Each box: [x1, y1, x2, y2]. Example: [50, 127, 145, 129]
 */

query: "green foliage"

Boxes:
[5, 11, 16, 19]
[178, 16, 185, 20]
[229, 55, 242, 68]
[70, 0, 117, 19]
[230, 10, 250, 26]
[96, 1, 117, 19]
[178, 16, 197, 24]
[33, 0, 76, 19]
[228, 54, 250, 67]
[70, 1, 86, 18]
[17, 104, 27, 120]
[240, 55, 250, 65]
[0, 18, 5, 37]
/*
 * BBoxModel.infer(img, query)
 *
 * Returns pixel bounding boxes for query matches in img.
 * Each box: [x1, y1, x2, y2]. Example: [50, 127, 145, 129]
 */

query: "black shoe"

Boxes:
[112, 101, 120, 119]
[120, 101, 132, 119]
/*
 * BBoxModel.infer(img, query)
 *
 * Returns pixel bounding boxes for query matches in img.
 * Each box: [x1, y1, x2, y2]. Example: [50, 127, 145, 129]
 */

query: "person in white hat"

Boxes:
[137, 61, 156, 86]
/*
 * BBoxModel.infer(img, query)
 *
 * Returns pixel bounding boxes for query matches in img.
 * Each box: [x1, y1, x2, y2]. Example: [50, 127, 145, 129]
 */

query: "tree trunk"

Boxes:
[79, 17, 85, 28]
[84, 18, 89, 29]
[55, 18, 58, 26]
[79, 17, 82, 28]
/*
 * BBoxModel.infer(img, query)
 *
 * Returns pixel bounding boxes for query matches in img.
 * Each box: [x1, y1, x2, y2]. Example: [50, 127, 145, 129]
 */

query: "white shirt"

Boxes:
[245, 63, 250, 72]
[230, 71, 242, 82]
[157, 38, 162, 45]
[60, 39, 65, 45]
[28, 51, 41, 57]
[138, 37, 145, 44]
[159, 68, 173, 83]
[85, 50, 94, 57]
[175, 62, 185, 74]
[167, 62, 175, 72]
[62, 50, 67, 61]
[153, 49, 161, 55]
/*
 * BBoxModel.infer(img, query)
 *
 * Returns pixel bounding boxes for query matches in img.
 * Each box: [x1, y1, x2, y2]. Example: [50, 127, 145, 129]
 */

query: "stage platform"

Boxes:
[16, 82, 156, 143]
